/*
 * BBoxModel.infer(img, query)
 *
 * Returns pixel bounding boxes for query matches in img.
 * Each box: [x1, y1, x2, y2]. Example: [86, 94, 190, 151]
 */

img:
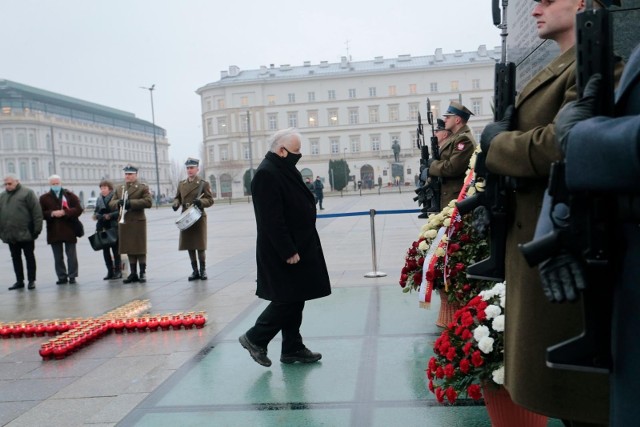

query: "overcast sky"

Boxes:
[3, 0, 501, 162]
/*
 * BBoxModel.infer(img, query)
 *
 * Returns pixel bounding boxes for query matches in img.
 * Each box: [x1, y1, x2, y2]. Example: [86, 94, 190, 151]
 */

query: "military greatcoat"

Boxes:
[109, 180, 152, 255]
[428, 124, 475, 207]
[485, 48, 620, 423]
[173, 177, 214, 251]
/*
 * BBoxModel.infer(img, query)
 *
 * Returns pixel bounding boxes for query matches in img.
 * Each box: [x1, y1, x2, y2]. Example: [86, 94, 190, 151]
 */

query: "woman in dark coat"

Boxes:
[239, 128, 331, 368]
[93, 180, 121, 280]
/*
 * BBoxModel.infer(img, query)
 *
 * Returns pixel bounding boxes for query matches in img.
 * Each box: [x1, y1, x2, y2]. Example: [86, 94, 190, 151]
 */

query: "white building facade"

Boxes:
[0, 79, 171, 203]
[197, 46, 498, 198]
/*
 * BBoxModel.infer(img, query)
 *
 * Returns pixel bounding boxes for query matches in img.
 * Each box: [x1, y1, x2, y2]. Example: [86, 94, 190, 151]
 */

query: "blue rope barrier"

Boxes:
[317, 208, 420, 219]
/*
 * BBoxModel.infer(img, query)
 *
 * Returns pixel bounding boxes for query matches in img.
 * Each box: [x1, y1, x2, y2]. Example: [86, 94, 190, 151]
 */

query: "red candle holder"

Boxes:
[0, 324, 12, 339]
[194, 313, 207, 329]
[147, 316, 159, 331]
[159, 316, 171, 331]
[170, 314, 183, 330]
[34, 322, 47, 337]
[136, 317, 149, 333]
[124, 318, 137, 333]
[39, 342, 54, 361]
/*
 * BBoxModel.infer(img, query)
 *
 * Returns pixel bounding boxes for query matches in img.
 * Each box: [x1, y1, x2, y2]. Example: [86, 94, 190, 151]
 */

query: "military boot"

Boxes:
[199, 261, 207, 280]
[123, 264, 139, 284]
[188, 261, 200, 281]
[103, 257, 115, 280]
[139, 263, 146, 283]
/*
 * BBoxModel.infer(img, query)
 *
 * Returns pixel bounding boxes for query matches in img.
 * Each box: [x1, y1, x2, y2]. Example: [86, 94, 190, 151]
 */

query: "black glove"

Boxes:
[192, 199, 202, 208]
[118, 199, 124, 207]
[539, 252, 586, 302]
[172, 203, 180, 212]
[124, 200, 131, 210]
[480, 105, 515, 152]
[555, 73, 601, 152]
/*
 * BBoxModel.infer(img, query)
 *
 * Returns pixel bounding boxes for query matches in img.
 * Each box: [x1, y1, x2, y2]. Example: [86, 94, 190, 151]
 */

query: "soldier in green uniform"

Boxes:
[109, 165, 153, 284]
[428, 101, 476, 208]
[173, 158, 214, 281]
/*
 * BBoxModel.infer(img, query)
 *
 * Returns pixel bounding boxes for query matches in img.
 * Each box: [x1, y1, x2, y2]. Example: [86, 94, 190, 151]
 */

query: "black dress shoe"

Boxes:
[27, 281, 36, 290]
[239, 334, 272, 367]
[8, 281, 25, 290]
[68, 278, 76, 284]
[123, 273, 139, 284]
[280, 347, 322, 364]
[56, 279, 68, 285]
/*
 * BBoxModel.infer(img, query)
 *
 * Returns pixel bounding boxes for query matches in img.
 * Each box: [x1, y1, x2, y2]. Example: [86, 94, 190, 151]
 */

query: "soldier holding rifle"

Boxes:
[172, 158, 214, 281]
[479, 0, 623, 424]
[109, 165, 153, 284]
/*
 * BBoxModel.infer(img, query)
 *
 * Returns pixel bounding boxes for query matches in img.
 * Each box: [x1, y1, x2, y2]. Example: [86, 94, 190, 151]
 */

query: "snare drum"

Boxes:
[175, 205, 202, 230]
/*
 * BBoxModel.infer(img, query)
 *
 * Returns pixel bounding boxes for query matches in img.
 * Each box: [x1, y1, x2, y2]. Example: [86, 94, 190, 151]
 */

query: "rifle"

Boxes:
[519, 0, 615, 373]
[455, 0, 515, 281]
[413, 100, 441, 218]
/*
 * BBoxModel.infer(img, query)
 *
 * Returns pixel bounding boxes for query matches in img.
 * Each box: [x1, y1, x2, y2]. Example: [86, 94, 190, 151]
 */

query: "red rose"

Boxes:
[461, 329, 473, 340]
[428, 357, 437, 372]
[418, 256, 425, 266]
[462, 342, 473, 355]
[435, 367, 444, 379]
[447, 243, 461, 255]
[462, 284, 471, 292]
[445, 386, 458, 404]
[444, 363, 455, 378]
[455, 262, 465, 271]
[459, 234, 471, 243]
[477, 309, 487, 321]
[399, 280, 406, 288]
[467, 384, 482, 400]
[401, 266, 408, 274]
[412, 272, 422, 284]
[446, 347, 457, 361]
[428, 379, 435, 392]
[408, 247, 417, 256]
[435, 387, 445, 403]
[412, 241, 419, 248]
[471, 350, 484, 367]
[459, 358, 471, 373]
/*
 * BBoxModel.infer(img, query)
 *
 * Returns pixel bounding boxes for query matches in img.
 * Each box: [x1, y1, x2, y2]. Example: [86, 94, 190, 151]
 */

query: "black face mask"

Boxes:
[283, 147, 302, 166]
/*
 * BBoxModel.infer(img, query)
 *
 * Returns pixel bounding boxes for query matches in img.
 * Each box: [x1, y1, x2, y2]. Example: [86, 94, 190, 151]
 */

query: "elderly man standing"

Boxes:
[0, 174, 43, 290]
[39, 175, 83, 285]
[110, 165, 153, 284]
[172, 158, 214, 281]
[239, 127, 331, 367]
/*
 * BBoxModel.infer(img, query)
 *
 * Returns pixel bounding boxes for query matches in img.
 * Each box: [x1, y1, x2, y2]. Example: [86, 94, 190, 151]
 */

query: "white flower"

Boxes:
[484, 304, 502, 319]
[443, 218, 451, 227]
[479, 289, 495, 300]
[424, 229, 438, 239]
[492, 315, 505, 332]
[473, 325, 490, 341]
[467, 186, 476, 196]
[492, 282, 506, 297]
[435, 247, 445, 257]
[478, 336, 494, 354]
[499, 295, 505, 308]
[418, 240, 429, 251]
[492, 366, 505, 385]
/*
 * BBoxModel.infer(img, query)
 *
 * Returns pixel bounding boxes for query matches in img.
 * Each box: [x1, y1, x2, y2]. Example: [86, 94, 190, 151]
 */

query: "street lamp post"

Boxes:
[141, 84, 161, 208]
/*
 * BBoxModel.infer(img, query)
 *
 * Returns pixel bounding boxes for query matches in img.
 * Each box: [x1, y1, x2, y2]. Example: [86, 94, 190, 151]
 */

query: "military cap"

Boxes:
[185, 157, 200, 167]
[435, 118, 447, 131]
[123, 164, 138, 173]
[442, 101, 474, 122]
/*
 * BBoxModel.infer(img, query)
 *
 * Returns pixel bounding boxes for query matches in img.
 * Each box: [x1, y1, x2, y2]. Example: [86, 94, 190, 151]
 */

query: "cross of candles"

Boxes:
[0, 300, 207, 360]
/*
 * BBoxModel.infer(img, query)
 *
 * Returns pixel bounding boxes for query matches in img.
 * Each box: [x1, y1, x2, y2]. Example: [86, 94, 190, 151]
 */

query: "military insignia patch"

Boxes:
[457, 143, 465, 151]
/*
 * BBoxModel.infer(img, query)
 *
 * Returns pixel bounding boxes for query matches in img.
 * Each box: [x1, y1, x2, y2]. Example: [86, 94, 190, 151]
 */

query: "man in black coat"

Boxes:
[239, 127, 331, 367]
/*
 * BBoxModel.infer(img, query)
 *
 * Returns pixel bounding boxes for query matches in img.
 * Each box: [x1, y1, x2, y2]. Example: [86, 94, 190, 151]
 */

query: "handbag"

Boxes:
[88, 228, 118, 251]
[72, 217, 85, 238]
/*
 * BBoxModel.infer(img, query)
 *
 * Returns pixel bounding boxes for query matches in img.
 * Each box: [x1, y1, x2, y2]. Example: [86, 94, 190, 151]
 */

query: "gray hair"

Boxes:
[48, 174, 62, 183]
[268, 127, 302, 152]
[4, 173, 19, 182]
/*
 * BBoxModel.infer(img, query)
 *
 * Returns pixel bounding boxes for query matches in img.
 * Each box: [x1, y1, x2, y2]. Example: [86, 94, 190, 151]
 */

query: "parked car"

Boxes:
[85, 197, 98, 210]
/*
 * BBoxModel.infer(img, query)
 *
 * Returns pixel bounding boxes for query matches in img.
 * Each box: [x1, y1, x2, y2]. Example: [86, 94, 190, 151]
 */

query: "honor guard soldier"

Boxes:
[109, 164, 153, 283]
[173, 158, 214, 281]
[428, 102, 476, 208]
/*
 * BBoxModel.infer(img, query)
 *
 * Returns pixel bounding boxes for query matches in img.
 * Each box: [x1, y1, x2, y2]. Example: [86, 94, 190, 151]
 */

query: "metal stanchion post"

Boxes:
[364, 208, 387, 278]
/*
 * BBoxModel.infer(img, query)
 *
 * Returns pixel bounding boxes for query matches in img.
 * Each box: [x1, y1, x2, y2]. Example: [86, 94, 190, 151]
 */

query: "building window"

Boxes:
[217, 117, 227, 134]
[348, 88, 356, 99]
[368, 106, 379, 123]
[7, 161, 15, 174]
[330, 138, 339, 154]
[348, 108, 359, 125]
[430, 100, 441, 119]
[240, 114, 249, 132]
[267, 113, 278, 130]
[288, 93, 296, 103]
[310, 138, 319, 155]
[3, 131, 13, 150]
[328, 90, 336, 100]
[267, 95, 276, 105]
[206, 118, 213, 136]
[220, 145, 229, 161]
[350, 136, 361, 153]
[20, 162, 28, 180]
[242, 144, 250, 160]
[287, 112, 298, 128]
[471, 98, 482, 116]
[29, 132, 36, 150]
[409, 84, 417, 95]
[409, 103, 419, 120]
[388, 104, 399, 122]
[370, 135, 381, 151]
[17, 132, 27, 150]
[451, 80, 459, 91]
[217, 98, 225, 109]
[388, 85, 397, 96]
[328, 109, 338, 126]
[308, 92, 315, 102]
[208, 147, 215, 163]
[472, 79, 481, 90]
[307, 110, 318, 127]
[430, 82, 438, 92]
[369, 87, 377, 97]
[240, 96, 249, 107]
[206, 98, 212, 111]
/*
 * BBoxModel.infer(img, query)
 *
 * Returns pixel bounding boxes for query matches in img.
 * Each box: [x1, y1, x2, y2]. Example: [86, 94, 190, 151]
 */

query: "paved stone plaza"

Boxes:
[0, 192, 564, 426]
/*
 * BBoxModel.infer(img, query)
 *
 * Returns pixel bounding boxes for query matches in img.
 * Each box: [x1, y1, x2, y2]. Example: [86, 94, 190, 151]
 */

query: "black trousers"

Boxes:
[9, 241, 36, 282]
[246, 301, 305, 354]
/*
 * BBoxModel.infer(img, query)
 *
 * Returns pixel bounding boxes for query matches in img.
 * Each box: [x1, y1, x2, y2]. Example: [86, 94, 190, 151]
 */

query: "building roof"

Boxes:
[196, 46, 499, 92]
[0, 79, 166, 137]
